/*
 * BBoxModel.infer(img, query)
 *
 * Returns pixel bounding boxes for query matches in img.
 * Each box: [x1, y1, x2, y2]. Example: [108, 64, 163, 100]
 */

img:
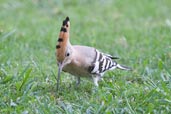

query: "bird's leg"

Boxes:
[76, 77, 81, 87]
[92, 75, 101, 87]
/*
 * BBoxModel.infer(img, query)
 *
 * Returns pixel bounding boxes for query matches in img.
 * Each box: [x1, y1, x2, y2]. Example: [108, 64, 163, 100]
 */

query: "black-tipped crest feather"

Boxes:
[66, 16, 69, 21]
[62, 17, 70, 26]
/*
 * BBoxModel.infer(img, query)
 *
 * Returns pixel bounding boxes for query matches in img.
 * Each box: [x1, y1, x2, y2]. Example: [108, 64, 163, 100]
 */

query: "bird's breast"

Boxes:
[62, 60, 92, 77]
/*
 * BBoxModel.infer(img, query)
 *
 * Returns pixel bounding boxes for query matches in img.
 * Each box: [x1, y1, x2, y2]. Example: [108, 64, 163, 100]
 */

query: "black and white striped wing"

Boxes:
[89, 50, 117, 74]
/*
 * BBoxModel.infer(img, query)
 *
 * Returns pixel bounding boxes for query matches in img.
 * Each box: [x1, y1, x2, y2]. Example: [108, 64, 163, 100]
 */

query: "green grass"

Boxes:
[0, 0, 171, 113]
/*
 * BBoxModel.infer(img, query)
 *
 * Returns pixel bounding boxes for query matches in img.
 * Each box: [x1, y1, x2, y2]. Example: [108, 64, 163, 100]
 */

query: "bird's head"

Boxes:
[56, 17, 73, 91]
[56, 17, 73, 69]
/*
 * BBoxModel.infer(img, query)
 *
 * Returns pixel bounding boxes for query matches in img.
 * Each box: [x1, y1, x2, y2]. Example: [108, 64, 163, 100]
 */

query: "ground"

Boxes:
[0, 0, 171, 113]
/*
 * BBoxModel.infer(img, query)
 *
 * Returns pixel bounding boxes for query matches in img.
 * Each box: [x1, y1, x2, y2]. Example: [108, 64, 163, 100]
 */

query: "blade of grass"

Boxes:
[0, 29, 16, 42]
[125, 92, 136, 114]
[18, 64, 32, 91]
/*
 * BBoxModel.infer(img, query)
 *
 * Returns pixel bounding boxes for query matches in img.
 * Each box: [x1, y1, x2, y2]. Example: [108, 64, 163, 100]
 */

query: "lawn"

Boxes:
[0, 0, 171, 113]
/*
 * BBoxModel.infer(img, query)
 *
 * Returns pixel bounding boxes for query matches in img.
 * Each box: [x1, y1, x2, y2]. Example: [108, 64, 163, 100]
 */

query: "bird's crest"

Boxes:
[56, 17, 70, 62]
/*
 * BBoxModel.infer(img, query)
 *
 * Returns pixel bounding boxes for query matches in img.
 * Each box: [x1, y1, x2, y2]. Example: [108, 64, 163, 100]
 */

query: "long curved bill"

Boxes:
[57, 63, 63, 92]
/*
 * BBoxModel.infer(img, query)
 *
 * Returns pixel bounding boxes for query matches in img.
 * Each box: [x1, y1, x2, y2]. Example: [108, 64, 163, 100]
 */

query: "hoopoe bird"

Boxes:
[56, 17, 131, 90]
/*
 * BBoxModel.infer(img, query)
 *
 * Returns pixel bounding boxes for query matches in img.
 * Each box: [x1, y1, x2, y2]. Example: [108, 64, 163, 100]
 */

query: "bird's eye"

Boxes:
[66, 53, 70, 56]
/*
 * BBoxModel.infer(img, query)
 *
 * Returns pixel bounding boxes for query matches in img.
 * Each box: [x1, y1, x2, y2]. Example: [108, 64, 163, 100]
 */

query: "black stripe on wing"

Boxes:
[88, 49, 119, 74]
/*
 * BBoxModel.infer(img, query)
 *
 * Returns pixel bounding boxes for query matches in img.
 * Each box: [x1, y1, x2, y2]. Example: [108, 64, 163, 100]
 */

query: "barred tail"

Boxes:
[56, 17, 70, 62]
